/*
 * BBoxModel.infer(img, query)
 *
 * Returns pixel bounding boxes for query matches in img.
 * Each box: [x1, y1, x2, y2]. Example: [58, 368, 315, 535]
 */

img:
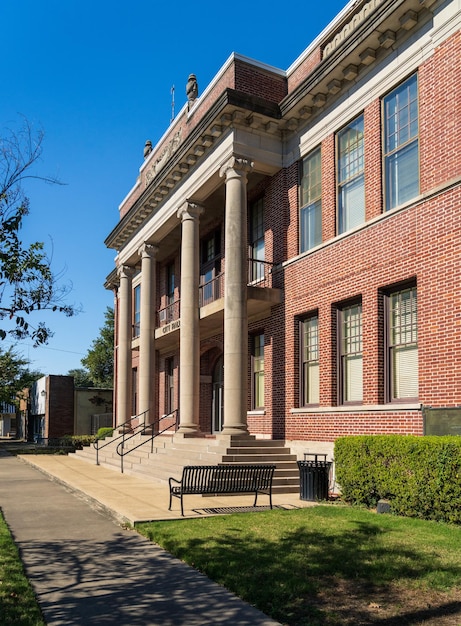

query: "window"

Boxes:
[165, 357, 175, 414]
[200, 230, 221, 306]
[383, 74, 419, 211]
[387, 285, 418, 400]
[166, 263, 175, 305]
[339, 303, 363, 403]
[251, 334, 265, 409]
[249, 198, 265, 282]
[301, 315, 319, 405]
[300, 147, 322, 252]
[132, 368, 138, 416]
[337, 114, 365, 233]
[133, 285, 141, 338]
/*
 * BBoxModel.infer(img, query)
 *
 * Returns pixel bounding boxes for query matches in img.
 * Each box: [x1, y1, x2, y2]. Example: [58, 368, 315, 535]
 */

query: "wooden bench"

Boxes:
[168, 464, 276, 516]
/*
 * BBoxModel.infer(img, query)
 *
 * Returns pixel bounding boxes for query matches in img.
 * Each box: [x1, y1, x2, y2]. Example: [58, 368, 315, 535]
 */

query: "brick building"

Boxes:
[105, 0, 461, 463]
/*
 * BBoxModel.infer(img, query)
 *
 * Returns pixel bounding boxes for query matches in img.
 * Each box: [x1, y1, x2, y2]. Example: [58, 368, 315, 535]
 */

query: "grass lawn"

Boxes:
[0, 511, 45, 626]
[137, 505, 461, 625]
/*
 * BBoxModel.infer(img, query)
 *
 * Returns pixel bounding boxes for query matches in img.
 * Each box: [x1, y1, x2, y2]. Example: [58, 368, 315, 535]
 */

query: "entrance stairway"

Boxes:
[72, 434, 300, 494]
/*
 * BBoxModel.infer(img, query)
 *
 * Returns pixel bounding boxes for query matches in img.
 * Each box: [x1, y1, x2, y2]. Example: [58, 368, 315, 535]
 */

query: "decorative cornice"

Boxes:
[323, 0, 386, 58]
[105, 89, 280, 252]
[145, 130, 182, 187]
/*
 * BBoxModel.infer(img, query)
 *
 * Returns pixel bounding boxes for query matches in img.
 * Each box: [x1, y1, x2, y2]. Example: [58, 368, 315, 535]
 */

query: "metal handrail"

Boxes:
[116, 410, 178, 473]
[93, 410, 148, 466]
[248, 258, 274, 287]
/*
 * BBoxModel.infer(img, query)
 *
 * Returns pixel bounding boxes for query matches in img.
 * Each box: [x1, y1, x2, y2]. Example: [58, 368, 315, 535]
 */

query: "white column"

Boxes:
[219, 156, 253, 437]
[116, 265, 135, 428]
[176, 201, 204, 435]
[138, 243, 158, 426]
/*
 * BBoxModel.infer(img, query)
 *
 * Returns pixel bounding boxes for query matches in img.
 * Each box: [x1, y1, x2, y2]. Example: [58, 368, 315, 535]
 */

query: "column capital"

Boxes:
[138, 242, 159, 259]
[219, 155, 254, 180]
[177, 201, 205, 221]
[117, 265, 136, 280]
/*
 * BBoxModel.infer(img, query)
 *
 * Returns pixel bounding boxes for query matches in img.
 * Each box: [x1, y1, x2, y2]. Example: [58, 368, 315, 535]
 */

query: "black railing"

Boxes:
[93, 410, 148, 466]
[199, 272, 224, 307]
[157, 300, 180, 327]
[154, 260, 275, 325]
[248, 258, 274, 287]
[116, 409, 178, 473]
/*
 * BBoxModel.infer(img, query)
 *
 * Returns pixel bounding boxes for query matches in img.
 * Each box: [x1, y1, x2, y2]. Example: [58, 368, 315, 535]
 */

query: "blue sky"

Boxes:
[0, 0, 347, 376]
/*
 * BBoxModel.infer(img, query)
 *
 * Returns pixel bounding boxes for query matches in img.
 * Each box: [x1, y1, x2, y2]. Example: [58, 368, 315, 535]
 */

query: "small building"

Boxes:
[74, 387, 113, 435]
[27, 376, 113, 441]
[28, 376, 74, 441]
[0, 403, 17, 438]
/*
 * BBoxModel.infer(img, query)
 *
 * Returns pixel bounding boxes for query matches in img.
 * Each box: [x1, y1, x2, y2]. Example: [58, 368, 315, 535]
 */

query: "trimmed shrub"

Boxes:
[96, 427, 114, 441]
[334, 435, 461, 523]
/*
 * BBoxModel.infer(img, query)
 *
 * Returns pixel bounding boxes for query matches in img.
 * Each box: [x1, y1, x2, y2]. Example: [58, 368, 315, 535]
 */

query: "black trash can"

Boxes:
[298, 455, 331, 501]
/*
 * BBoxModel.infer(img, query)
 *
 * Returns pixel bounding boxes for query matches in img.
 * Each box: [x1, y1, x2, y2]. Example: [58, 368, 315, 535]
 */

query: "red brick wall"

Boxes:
[47, 376, 74, 438]
[419, 31, 461, 192]
[246, 30, 461, 441]
[234, 59, 287, 103]
[287, 47, 322, 93]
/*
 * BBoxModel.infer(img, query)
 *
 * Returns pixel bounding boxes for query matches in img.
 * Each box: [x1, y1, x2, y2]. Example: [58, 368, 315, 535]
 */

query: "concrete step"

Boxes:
[70, 435, 303, 495]
[221, 453, 297, 463]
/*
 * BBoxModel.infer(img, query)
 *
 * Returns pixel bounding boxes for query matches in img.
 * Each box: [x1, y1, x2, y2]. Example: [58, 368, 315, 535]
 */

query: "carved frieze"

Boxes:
[323, 0, 385, 58]
[145, 129, 182, 187]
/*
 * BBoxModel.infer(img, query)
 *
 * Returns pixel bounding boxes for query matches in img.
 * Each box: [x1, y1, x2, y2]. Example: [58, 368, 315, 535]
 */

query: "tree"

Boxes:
[0, 346, 42, 406]
[0, 118, 77, 346]
[67, 368, 94, 388]
[81, 307, 114, 387]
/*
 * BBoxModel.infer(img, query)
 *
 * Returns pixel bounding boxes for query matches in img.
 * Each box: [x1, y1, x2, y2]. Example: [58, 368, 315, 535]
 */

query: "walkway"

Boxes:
[0, 448, 310, 625]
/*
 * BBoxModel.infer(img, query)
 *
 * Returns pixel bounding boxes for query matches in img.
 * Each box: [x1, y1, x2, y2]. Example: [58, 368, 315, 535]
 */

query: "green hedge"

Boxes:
[334, 435, 461, 523]
[95, 427, 114, 441]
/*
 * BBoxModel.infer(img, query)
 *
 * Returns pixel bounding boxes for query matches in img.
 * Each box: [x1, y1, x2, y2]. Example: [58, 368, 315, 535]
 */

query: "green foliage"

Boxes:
[0, 345, 42, 406]
[334, 435, 461, 523]
[0, 118, 78, 345]
[0, 510, 45, 624]
[95, 427, 113, 440]
[68, 434, 94, 448]
[67, 367, 94, 388]
[81, 307, 114, 387]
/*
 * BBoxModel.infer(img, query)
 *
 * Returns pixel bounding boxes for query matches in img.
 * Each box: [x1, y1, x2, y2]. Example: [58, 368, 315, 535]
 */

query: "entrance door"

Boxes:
[212, 355, 224, 433]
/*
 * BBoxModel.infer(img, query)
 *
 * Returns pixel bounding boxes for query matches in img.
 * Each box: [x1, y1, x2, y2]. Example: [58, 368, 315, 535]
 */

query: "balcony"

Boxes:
[154, 260, 282, 349]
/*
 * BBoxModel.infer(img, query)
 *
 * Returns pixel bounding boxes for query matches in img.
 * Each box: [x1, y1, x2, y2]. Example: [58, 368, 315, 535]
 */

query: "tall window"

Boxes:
[301, 315, 319, 405]
[165, 357, 175, 414]
[132, 368, 138, 417]
[340, 303, 363, 403]
[383, 74, 419, 211]
[133, 285, 141, 338]
[252, 333, 265, 409]
[249, 198, 265, 282]
[337, 114, 365, 233]
[387, 285, 418, 400]
[166, 263, 175, 305]
[300, 147, 322, 252]
[200, 230, 221, 306]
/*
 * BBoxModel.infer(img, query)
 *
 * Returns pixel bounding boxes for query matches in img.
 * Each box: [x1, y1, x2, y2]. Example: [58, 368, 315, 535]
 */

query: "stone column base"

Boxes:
[174, 428, 202, 439]
[217, 431, 254, 443]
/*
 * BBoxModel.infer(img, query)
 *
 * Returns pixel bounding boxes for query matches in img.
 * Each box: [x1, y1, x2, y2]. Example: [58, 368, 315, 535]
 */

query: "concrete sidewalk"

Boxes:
[15, 452, 311, 525]
[0, 449, 309, 625]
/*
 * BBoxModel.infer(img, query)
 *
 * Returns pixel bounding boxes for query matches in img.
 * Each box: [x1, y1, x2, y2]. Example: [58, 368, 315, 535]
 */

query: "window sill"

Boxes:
[291, 403, 422, 414]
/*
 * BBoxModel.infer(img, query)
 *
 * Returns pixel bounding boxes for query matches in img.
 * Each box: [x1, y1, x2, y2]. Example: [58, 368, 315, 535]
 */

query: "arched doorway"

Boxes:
[212, 355, 224, 433]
